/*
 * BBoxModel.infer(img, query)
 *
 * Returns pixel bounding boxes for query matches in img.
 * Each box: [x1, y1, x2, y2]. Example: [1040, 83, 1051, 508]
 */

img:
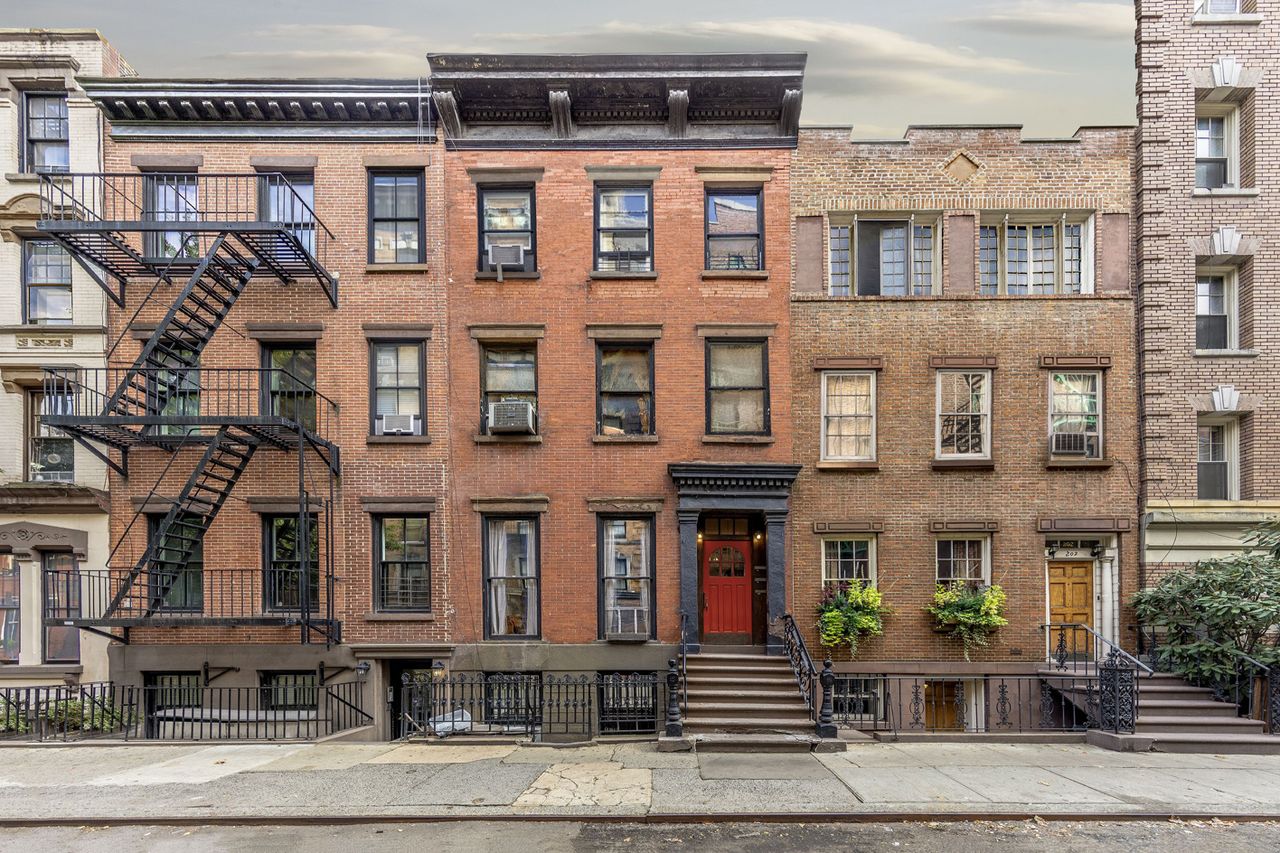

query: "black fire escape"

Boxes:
[36, 172, 341, 646]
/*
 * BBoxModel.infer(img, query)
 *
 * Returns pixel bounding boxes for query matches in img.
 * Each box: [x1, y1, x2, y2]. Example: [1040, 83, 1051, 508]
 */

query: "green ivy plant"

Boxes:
[816, 582, 892, 657]
[927, 583, 1008, 662]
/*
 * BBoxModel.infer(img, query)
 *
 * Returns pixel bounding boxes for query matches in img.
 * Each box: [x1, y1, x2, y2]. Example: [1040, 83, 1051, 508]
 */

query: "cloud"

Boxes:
[954, 1, 1134, 40]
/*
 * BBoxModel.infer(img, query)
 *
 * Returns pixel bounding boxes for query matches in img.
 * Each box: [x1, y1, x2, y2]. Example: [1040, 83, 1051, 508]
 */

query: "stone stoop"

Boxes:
[682, 650, 814, 735]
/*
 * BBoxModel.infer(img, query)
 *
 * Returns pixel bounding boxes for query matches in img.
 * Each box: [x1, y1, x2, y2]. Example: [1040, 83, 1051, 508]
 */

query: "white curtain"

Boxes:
[488, 521, 509, 635]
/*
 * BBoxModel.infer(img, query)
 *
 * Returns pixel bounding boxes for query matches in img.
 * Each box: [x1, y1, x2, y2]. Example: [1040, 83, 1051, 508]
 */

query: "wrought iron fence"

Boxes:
[0, 682, 130, 742]
[398, 671, 665, 741]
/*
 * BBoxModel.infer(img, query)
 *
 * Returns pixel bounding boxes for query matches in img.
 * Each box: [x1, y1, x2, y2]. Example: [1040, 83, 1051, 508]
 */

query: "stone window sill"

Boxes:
[701, 269, 770, 280]
[593, 434, 660, 444]
[815, 460, 879, 471]
[366, 263, 428, 273]
[1195, 348, 1259, 359]
[1045, 457, 1114, 470]
[605, 634, 651, 644]
[1192, 13, 1262, 24]
[931, 458, 994, 471]
[702, 434, 775, 445]
[366, 434, 433, 445]
[3, 173, 41, 183]
[364, 612, 434, 622]
[1193, 187, 1259, 198]
[589, 270, 658, 280]
[474, 433, 542, 444]
[475, 271, 541, 281]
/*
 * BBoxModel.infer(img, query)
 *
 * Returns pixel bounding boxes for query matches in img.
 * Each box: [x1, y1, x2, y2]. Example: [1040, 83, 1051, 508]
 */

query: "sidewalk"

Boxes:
[0, 741, 1278, 822]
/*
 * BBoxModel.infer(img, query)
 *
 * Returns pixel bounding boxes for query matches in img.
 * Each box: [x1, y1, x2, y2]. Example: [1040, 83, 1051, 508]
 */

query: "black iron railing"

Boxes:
[781, 613, 818, 723]
[1043, 623, 1154, 677]
[0, 682, 129, 742]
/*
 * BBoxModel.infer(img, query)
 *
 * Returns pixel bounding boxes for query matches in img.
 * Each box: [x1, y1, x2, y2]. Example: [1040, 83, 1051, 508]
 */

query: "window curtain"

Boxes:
[487, 521, 509, 636]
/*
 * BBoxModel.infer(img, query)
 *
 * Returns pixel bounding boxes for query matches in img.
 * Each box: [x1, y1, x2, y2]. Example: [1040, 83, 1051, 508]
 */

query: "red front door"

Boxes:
[702, 539, 752, 640]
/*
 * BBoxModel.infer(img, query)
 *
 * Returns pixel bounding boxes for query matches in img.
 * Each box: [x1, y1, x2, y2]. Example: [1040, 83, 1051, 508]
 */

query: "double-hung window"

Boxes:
[1196, 271, 1236, 350]
[28, 391, 73, 482]
[146, 513, 204, 612]
[370, 341, 425, 435]
[484, 516, 539, 639]
[821, 538, 876, 587]
[22, 240, 72, 325]
[368, 171, 424, 263]
[599, 517, 655, 639]
[22, 93, 68, 173]
[481, 345, 537, 434]
[478, 186, 536, 272]
[1049, 372, 1102, 459]
[829, 217, 937, 296]
[262, 172, 316, 256]
[595, 185, 652, 272]
[706, 340, 769, 435]
[1197, 418, 1238, 500]
[151, 349, 200, 437]
[935, 370, 991, 460]
[0, 556, 18, 663]
[705, 188, 763, 271]
[979, 218, 1088, 295]
[145, 173, 200, 260]
[597, 343, 654, 436]
[375, 515, 430, 612]
[264, 345, 317, 432]
[820, 371, 875, 461]
[264, 514, 319, 612]
[1195, 107, 1236, 190]
[936, 538, 989, 589]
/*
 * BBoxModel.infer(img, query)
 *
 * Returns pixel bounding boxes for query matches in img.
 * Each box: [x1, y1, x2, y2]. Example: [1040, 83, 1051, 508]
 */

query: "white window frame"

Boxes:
[828, 222, 851, 297]
[1195, 103, 1239, 190]
[1194, 0, 1247, 20]
[820, 537, 877, 587]
[833, 213, 942, 297]
[978, 214, 1095, 295]
[820, 370, 876, 461]
[1196, 415, 1240, 501]
[1194, 265, 1239, 351]
[935, 369, 992, 461]
[934, 536, 991, 586]
[1048, 371, 1104, 459]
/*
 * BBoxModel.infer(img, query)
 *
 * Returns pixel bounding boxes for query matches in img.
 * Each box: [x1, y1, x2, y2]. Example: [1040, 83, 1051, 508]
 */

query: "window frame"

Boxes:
[41, 550, 79, 663]
[374, 514, 432, 613]
[26, 390, 74, 483]
[593, 183, 654, 273]
[480, 343, 539, 434]
[934, 369, 993, 461]
[149, 348, 201, 437]
[978, 216, 1093, 295]
[259, 170, 317, 256]
[477, 184, 538, 272]
[262, 513, 320, 614]
[0, 555, 19, 664]
[704, 186, 765, 271]
[934, 536, 991, 588]
[597, 514, 657, 641]
[820, 370, 877, 462]
[1048, 370, 1104, 460]
[21, 91, 69, 174]
[1195, 266, 1239, 351]
[259, 670, 319, 712]
[820, 537, 878, 588]
[1195, 104, 1239, 190]
[145, 512, 205, 613]
[482, 514, 541, 641]
[1197, 416, 1239, 501]
[595, 341, 656, 437]
[704, 338, 771, 436]
[142, 172, 201, 260]
[21, 239, 73, 326]
[366, 169, 425, 264]
[835, 214, 941, 297]
[261, 343, 317, 432]
[368, 339, 426, 436]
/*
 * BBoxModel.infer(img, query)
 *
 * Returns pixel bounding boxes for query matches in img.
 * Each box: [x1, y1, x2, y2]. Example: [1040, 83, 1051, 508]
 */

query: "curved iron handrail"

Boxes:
[678, 611, 690, 713]
[1042, 623, 1154, 676]
[781, 613, 818, 717]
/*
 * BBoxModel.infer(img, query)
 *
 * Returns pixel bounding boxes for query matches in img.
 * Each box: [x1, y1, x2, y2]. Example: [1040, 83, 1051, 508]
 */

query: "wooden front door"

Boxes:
[702, 539, 752, 641]
[1048, 561, 1095, 656]
[924, 680, 963, 731]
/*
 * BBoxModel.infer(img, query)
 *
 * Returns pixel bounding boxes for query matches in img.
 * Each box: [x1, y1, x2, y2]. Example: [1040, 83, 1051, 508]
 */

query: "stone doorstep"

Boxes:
[659, 733, 847, 753]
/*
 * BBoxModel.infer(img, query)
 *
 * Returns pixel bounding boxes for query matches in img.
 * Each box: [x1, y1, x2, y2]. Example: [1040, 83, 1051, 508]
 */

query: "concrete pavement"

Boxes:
[0, 741, 1278, 822]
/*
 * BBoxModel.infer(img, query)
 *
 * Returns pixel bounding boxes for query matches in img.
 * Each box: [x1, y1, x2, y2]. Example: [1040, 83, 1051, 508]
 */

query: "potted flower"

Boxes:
[816, 582, 892, 657]
[927, 583, 1008, 661]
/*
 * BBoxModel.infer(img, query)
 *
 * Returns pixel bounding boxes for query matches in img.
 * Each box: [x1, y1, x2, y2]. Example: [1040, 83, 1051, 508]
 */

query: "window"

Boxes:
[146, 514, 204, 612]
[28, 391, 73, 482]
[150, 349, 200, 437]
[376, 515, 430, 612]
[821, 538, 876, 587]
[484, 517, 539, 639]
[935, 371, 991, 459]
[853, 219, 937, 296]
[22, 240, 72, 325]
[599, 517, 654, 639]
[481, 345, 537, 433]
[705, 189, 763, 271]
[829, 224, 851, 296]
[1196, 272, 1237, 350]
[1049, 372, 1102, 459]
[368, 171, 423, 263]
[144, 174, 200, 259]
[597, 344, 654, 436]
[979, 220, 1088, 295]
[1198, 419, 1238, 500]
[262, 172, 316, 255]
[263, 345, 317, 432]
[595, 185, 652, 272]
[478, 186, 536, 272]
[1200, 0, 1243, 13]
[821, 371, 875, 461]
[597, 671, 658, 734]
[370, 342, 424, 435]
[936, 538, 989, 587]
[706, 340, 769, 435]
[264, 514, 319, 612]
[260, 671, 318, 711]
[1196, 105, 1238, 190]
[22, 93, 68, 173]
[0, 556, 18, 663]
[42, 552, 79, 662]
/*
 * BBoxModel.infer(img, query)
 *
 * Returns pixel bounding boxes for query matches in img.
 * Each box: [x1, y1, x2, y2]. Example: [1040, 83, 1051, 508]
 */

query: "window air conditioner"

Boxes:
[376, 414, 420, 436]
[487, 244, 525, 282]
[487, 401, 536, 434]
[1051, 432, 1089, 456]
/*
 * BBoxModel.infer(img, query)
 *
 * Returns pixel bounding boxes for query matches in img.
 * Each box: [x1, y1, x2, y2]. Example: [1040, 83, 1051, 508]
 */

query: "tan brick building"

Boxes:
[789, 125, 1139, 696]
[1136, 0, 1280, 582]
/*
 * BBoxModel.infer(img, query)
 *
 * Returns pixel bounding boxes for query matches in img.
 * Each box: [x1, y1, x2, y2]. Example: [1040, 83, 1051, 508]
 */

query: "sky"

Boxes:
[7, 0, 1137, 137]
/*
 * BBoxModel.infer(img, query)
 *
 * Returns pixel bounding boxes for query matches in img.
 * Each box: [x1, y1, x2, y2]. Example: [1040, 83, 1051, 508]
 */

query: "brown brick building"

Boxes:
[789, 125, 1139, 693]
[1136, 0, 1280, 582]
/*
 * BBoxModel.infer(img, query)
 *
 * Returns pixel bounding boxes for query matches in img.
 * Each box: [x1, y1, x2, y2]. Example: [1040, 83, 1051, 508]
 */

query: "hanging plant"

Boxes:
[816, 582, 892, 657]
[927, 583, 1008, 662]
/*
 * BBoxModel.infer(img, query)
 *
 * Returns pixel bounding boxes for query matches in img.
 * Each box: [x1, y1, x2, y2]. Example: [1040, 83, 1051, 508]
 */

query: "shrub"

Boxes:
[928, 583, 1008, 662]
[816, 582, 892, 657]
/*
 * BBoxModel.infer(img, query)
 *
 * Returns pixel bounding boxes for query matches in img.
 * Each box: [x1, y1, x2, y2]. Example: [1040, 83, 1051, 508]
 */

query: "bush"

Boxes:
[816, 582, 891, 657]
[43, 698, 130, 733]
[928, 583, 1008, 662]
